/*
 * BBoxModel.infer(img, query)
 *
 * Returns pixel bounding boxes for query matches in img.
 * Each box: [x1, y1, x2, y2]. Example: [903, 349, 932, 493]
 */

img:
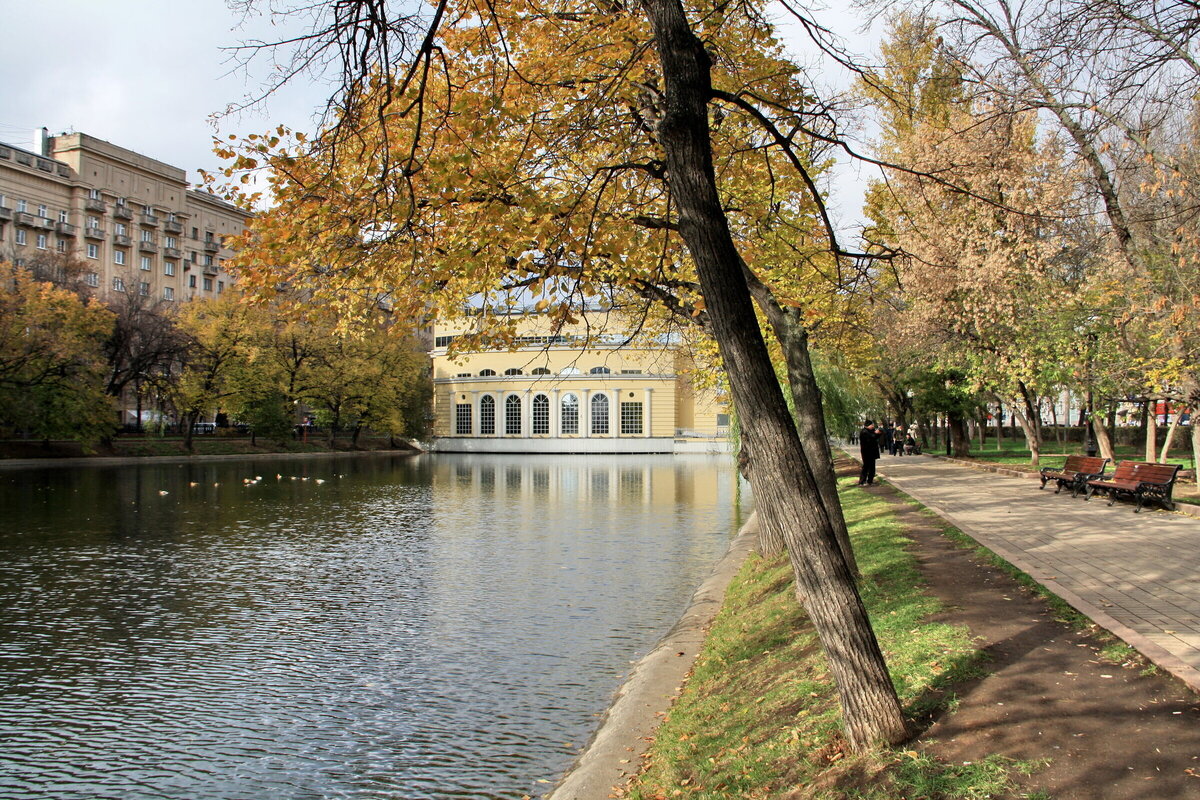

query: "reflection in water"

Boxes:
[0, 453, 746, 799]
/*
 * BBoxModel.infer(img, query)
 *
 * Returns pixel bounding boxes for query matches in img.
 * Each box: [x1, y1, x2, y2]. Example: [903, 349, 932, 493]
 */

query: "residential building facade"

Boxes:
[0, 129, 249, 304]
[430, 311, 731, 454]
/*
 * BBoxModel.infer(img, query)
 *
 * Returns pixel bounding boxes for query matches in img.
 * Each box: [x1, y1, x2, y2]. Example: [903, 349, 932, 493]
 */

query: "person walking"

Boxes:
[858, 420, 880, 486]
[892, 423, 906, 456]
[879, 422, 894, 458]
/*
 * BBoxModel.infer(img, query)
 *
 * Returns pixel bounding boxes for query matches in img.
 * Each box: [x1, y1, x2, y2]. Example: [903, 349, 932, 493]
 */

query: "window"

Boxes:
[86, 216, 98, 228]
[455, 402, 472, 435]
[591, 393, 610, 434]
[164, 261, 175, 276]
[86, 243, 98, 259]
[188, 275, 196, 288]
[139, 282, 149, 296]
[217, 281, 224, 292]
[590, 366, 611, 374]
[166, 236, 177, 249]
[56, 240, 66, 253]
[14, 230, 25, 246]
[191, 227, 198, 239]
[114, 250, 125, 265]
[205, 231, 213, 242]
[620, 369, 643, 374]
[89, 188, 101, 200]
[141, 230, 152, 242]
[504, 368, 524, 376]
[163, 287, 174, 301]
[716, 413, 731, 428]
[478, 368, 496, 377]
[112, 276, 125, 292]
[204, 255, 213, 266]
[456, 372, 472, 378]
[532, 394, 550, 435]
[621, 401, 644, 435]
[36, 233, 47, 249]
[532, 367, 551, 375]
[561, 393, 579, 434]
[115, 223, 127, 236]
[140, 256, 151, 271]
[203, 277, 213, 291]
[85, 272, 99, 287]
[505, 395, 522, 435]
[480, 395, 496, 435]
[116, 197, 126, 207]
[37, 204, 47, 218]
[434, 335, 455, 348]
[16, 199, 27, 213]
[58, 210, 68, 223]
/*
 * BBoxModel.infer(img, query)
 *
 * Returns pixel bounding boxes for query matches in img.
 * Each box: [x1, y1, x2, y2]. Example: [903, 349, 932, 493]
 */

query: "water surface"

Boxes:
[0, 453, 745, 799]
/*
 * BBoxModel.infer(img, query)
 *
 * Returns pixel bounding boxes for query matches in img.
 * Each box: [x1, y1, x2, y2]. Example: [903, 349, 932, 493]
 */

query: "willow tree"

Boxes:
[225, 0, 908, 748]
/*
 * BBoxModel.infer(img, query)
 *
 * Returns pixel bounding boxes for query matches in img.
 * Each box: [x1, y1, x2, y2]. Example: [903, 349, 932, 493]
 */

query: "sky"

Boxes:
[0, 0, 882, 227]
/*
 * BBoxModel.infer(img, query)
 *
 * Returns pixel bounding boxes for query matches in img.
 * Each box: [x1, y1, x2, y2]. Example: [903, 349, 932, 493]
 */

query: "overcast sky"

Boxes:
[0, 0, 880, 225]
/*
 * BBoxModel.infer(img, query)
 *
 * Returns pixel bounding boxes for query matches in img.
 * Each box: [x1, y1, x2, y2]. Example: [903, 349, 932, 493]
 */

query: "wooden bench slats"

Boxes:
[1039, 455, 1109, 497]
[1084, 460, 1182, 513]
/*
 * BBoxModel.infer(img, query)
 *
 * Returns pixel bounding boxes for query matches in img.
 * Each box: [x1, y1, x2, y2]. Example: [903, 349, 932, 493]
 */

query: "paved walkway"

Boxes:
[871, 454, 1200, 693]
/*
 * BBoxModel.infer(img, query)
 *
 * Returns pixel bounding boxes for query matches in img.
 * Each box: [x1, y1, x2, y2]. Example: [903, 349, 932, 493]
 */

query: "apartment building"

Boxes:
[0, 128, 250, 303]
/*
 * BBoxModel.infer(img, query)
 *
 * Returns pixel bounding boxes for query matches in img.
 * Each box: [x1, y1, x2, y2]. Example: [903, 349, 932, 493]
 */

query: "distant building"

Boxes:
[430, 311, 731, 454]
[0, 128, 249, 303]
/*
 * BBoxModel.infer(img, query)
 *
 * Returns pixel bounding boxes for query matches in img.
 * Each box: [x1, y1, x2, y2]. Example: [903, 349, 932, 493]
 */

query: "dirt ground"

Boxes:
[866, 481, 1200, 798]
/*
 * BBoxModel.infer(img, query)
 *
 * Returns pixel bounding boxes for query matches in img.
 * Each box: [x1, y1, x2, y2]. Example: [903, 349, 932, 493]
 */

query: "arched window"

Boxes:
[531, 367, 551, 375]
[504, 367, 524, 376]
[589, 366, 611, 375]
[561, 393, 579, 435]
[591, 393, 610, 434]
[479, 368, 497, 377]
[480, 395, 496, 435]
[558, 367, 581, 376]
[532, 394, 550, 435]
[505, 394, 522, 435]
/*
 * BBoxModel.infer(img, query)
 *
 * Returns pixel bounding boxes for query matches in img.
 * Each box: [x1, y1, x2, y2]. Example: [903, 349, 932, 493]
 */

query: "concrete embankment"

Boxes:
[548, 511, 759, 800]
[0, 448, 421, 471]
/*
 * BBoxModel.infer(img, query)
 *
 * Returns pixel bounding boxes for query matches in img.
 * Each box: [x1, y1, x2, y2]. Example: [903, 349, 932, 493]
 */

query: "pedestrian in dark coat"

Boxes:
[858, 420, 880, 486]
[879, 422, 894, 457]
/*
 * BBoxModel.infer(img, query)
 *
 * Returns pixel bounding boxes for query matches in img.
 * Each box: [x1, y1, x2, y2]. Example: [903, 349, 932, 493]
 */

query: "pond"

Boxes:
[0, 453, 746, 799]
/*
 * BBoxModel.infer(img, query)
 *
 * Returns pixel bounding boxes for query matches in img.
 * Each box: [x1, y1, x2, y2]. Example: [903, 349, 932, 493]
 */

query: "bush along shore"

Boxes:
[616, 474, 1200, 799]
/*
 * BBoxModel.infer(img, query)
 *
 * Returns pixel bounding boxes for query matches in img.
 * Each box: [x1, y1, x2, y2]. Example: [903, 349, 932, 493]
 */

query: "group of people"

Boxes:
[857, 420, 920, 486]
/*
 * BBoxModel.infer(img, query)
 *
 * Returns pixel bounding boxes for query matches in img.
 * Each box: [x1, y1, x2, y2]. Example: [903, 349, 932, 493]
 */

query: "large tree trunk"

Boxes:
[1145, 400, 1158, 462]
[1010, 403, 1041, 467]
[763, 305, 858, 576]
[1160, 412, 1181, 463]
[641, 0, 907, 749]
[949, 411, 971, 457]
[1091, 408, 1115, 461]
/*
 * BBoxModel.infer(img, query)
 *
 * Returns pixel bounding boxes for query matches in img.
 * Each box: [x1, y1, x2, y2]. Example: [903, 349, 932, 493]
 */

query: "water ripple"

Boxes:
[0, 453, 746, 799]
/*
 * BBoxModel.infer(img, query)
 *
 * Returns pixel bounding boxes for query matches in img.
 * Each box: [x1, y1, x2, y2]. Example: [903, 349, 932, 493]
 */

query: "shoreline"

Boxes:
[547, 510, 759, 800]
[0, 448, 423, 471]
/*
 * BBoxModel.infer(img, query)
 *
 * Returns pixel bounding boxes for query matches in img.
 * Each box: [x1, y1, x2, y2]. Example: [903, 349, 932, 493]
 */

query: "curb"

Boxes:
[546, 511, 760, 800]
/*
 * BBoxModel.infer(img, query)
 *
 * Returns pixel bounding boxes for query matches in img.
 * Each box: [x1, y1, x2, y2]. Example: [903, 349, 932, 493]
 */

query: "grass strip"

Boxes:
[622, 481, 1040, 800]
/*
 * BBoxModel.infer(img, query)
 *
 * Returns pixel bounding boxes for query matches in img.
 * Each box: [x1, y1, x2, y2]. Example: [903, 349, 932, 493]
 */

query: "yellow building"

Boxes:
[430, 311, 731, 454]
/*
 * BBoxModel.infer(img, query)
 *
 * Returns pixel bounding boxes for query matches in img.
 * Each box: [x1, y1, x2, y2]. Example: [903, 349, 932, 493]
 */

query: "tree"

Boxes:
[0, 261, 115, 445]
[222, 0, 909, 748]
[169, 292, 256, 451]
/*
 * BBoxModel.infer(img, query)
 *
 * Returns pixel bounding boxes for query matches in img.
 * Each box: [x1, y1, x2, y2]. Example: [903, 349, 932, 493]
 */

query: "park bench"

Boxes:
[1039, 455, 1109, 497]
[1084, 461, 1182, 513]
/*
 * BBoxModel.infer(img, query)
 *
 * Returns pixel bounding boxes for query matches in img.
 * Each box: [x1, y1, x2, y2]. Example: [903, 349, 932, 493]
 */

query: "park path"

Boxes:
[871, 453, 1200, 693]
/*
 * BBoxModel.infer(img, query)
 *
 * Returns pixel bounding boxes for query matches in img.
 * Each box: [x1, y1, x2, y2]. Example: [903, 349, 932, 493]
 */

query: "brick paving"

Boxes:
[871, 453, 1200, 693]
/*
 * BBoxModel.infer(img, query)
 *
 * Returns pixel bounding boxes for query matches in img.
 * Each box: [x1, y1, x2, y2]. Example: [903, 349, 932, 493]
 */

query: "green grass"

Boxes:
[953, 436, 1195, 472]
[622, 481, 1043, 800]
